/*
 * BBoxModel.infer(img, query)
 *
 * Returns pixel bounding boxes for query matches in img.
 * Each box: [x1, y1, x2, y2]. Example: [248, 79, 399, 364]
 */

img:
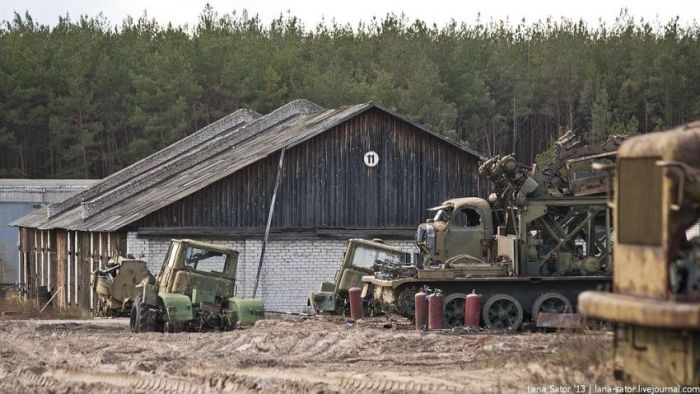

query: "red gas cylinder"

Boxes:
[414, 290, 428, 330]
[427, 291, 445, 329]
[464, 289, 482, 328]
[348, 286, 364, 320]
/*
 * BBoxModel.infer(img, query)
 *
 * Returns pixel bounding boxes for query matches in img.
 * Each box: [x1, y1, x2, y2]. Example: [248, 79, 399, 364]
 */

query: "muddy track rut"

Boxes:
[0, 316, 614, 393]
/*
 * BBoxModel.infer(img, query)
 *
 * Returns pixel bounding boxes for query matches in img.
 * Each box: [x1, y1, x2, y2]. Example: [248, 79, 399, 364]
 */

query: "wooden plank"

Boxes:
[90, 232, 94, 309]
[48, 230, 53, 292]
[56, 231, 66, 309]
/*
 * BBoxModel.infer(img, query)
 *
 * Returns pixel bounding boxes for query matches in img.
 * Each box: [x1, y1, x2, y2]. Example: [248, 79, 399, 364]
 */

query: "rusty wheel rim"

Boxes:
[443, 293, 467, 328]
[483, 294, 523, 331]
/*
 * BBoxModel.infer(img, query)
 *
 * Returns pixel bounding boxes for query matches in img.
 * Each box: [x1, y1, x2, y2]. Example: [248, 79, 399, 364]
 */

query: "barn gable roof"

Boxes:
[11, 100, 483, 231]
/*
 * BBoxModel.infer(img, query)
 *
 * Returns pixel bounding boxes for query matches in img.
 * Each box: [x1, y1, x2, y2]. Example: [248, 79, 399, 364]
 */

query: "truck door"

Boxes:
[445, 207, 486, 260]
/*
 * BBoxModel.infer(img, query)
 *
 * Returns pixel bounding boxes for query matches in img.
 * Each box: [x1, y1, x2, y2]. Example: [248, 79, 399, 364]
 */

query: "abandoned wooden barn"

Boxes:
[11, 99, 485, 311]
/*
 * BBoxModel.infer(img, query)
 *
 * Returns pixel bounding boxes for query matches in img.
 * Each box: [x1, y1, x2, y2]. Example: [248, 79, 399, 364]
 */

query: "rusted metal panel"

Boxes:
[535, 312, 583, 329]
[615, 326, 700, 386]
[579, 291, 700, 329]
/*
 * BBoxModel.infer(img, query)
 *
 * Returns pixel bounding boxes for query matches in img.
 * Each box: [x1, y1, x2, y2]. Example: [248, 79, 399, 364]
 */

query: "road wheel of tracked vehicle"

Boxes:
[443, 293, 467, 328]
[483, 294, 523, 331]
[531, 293, 572, 321]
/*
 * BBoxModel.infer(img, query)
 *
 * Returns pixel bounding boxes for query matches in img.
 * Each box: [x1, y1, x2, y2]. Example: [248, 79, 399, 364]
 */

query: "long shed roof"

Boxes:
[11, 99, 483, 231]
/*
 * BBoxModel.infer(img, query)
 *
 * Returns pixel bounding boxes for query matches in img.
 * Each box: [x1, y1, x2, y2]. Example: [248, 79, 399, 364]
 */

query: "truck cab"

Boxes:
[132, 239, 264, 333]
[155, 239, 237, 303]
[416, 198, 495, 267]
[309, 238, 413, 314]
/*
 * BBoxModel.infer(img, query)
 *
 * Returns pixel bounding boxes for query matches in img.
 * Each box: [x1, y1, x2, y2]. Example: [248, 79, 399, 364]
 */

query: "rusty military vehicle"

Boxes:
[579, 122, 700, 386]
[91, 257, 152, 317]
[308, 238, 416, 315]
[130, 239, 264, 333]
[363, 131, 625, 329]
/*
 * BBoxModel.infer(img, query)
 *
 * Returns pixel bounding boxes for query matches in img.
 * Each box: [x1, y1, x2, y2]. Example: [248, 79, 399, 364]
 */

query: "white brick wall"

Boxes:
[126, 232, 416, 311]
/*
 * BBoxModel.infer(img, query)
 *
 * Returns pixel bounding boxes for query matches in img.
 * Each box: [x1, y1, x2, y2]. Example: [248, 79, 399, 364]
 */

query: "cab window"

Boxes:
[351, 246, 403, 269]
[183, 245, 229, 274]
[451, 208, 481, 227]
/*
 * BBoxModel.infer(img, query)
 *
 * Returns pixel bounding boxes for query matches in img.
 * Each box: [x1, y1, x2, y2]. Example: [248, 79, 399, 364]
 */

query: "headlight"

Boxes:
[416, 224, 427, 243]
[426, 225, 436, 253]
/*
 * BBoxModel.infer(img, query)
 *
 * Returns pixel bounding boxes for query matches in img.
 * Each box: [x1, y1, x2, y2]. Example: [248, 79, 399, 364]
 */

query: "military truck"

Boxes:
[579, 122, 700, 386]
[363, 132, 624, 329]
[308, 238, 415, 315]
[91, 257, 152, 317]
[130, 239, 264, 333]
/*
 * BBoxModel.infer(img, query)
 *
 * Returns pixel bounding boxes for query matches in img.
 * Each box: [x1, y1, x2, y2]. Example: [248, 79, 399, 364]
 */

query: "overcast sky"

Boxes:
[1, 0, 697, 29]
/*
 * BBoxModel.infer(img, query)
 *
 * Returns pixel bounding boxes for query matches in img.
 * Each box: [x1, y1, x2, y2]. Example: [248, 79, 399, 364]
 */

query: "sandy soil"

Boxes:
[0, 315, 615, 393]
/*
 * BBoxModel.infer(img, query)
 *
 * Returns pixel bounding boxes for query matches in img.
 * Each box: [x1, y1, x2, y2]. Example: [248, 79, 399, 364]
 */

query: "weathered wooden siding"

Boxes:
[133, 108, 483, 232]
[17, 228, 124, 310]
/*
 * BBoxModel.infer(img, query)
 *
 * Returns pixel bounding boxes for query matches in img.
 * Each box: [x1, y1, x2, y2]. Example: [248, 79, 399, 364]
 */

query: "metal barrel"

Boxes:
[465, 289, 481, 327]
[348, 286, 364, 320]
[427, 292, 444, 329]
[414, 290, 428, 329]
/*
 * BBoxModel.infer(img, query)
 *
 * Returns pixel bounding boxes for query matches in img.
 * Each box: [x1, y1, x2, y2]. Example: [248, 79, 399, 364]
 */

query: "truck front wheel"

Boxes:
[129, 295, 152, 332]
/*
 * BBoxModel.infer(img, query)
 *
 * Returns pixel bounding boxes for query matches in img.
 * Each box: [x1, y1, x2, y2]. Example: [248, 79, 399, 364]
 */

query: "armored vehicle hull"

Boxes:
[365, 275, 609, 329]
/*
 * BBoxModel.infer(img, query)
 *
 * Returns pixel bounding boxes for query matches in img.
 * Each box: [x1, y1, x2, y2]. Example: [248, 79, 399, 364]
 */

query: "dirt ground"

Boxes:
[0, 314, 615, 393]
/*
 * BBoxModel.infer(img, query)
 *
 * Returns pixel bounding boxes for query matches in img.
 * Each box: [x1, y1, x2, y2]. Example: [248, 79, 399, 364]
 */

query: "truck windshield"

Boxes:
[433, 208, 453, 222]
[351, 245, 403, 269]
[183, 245, 229, 274]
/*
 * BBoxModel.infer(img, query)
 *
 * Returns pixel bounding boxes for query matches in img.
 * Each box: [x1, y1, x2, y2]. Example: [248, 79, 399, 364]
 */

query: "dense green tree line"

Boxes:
[1, 6, 699, 178]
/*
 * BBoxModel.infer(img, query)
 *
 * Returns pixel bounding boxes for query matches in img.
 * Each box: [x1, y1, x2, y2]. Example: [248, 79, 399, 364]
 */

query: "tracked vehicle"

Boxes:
[579, 122, 700, 386]
[130, 239, 264, 333]
[363, 132, 624, 329]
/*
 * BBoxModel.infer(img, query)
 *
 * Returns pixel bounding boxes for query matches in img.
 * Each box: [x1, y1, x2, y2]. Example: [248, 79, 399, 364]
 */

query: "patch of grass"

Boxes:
[0, 292, 41, 317]
[473, 354, 512, 369]
[527, 333, 614, 387]
[0, 292, 91, 320]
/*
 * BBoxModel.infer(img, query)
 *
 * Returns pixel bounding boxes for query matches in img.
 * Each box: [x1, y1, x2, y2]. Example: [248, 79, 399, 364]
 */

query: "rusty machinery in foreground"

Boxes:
[579, 123, 700, 386]
[362, 131, 626, 330]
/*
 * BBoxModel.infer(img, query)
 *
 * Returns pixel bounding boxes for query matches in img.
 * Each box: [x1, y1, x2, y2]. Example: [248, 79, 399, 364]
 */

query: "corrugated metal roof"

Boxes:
[11, 100, 482, 231]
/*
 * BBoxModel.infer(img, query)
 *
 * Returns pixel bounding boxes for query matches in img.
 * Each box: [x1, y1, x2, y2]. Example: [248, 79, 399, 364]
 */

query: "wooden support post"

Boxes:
[17, 230, 21, 285]
[74, 231, 78, 306]
[56, 231, 67, 308]
[90, 232, 94, 309]
[67, 231, 71, 305]
[47, 230, 51, 290]
[40, 230, 45, 286]
[98, 232, 103, 269]
[253, 149, 285, 298]
[34, 230, 38, 291]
